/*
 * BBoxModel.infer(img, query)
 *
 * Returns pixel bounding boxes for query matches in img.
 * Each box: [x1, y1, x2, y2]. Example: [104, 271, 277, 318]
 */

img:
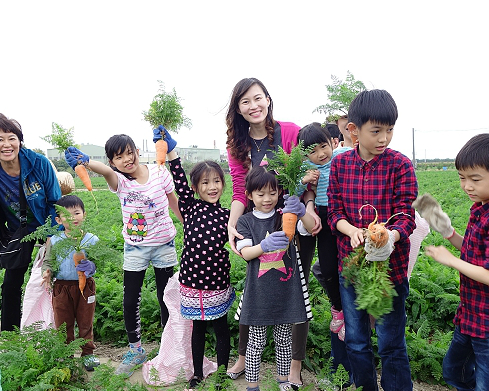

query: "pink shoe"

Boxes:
[330, 306, 344, 333]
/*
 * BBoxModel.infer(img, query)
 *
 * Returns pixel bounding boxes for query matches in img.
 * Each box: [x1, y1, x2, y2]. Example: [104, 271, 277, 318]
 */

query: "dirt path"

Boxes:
[92, 342, 452, 390]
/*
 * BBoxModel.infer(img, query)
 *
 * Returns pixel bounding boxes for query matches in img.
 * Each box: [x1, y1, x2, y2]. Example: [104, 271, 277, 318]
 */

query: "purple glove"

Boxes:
[152, 125, 177, 152]
[282, 195, 305, 218]
[260, 231, 289, 253]
[76, 259, 96, 278]
[65, 146, 89, 170]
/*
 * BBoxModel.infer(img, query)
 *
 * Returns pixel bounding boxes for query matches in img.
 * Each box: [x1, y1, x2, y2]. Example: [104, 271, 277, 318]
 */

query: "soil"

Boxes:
[91, 342, 453, 390]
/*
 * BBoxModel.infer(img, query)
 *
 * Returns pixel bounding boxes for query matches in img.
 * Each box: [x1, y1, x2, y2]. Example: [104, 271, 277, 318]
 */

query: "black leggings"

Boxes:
[1, 265, 29, 331]
[317, 206, 341, 310]
[123, 266, 173, 343]
[192, 315, 230, 377]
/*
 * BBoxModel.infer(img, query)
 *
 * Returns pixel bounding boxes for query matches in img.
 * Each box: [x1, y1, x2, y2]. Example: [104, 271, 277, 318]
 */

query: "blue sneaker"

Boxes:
[83, 355, 100, 371]
[114, 348, 147, 376]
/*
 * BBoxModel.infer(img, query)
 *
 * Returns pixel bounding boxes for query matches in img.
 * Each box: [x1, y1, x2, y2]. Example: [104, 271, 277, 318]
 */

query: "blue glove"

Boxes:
[153, 125, 177, 152]
[260, 231, 289, 253]
[282, 195, 305, 218]
[65, 146, 89, 170]
[76, 259, 96, 278]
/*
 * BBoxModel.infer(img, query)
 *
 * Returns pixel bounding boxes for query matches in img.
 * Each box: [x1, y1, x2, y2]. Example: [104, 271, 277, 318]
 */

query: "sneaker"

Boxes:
[330, 306, 344, 334]
[114, 348, 147, 376]
[83, 354, 100, 371]
[316, 378, 339, 391]
[188, 375, 204, 390]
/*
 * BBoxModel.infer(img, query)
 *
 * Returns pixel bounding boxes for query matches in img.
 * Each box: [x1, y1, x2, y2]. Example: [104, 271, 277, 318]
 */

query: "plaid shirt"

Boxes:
[455, 202, 489, 338]
[327, 147, 417, 285]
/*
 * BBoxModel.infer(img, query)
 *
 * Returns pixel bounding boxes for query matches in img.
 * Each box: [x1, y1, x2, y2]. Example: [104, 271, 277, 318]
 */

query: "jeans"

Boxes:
[443, 325, 489, 391]
[339, 276, 412, 391]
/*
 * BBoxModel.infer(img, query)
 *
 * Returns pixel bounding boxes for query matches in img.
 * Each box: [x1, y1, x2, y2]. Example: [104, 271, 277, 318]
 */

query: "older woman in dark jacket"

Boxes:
[0, 113, 61, 331]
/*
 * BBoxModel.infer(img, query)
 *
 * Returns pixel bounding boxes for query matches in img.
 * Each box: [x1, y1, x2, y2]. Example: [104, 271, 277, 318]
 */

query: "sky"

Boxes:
[1, 1, 488, 160]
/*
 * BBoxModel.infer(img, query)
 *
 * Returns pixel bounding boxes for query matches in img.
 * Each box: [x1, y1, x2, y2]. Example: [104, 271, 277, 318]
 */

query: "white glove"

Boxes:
[412, 194, 454, 238]
[365, 230, 396, 262]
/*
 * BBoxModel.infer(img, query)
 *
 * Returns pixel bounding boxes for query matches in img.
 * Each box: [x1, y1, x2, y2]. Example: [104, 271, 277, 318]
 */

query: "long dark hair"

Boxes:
[226, 78, 276, 168]
[245, 166, 283, 231]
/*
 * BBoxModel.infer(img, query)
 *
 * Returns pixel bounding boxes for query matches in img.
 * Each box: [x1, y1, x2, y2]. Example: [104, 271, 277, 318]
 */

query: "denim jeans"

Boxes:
[339, 276, 412, 391]
[443, 325, 489, 390]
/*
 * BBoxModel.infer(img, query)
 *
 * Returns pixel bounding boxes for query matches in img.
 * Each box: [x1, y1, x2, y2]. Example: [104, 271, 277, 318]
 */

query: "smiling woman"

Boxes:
[0, 113, 61, 331]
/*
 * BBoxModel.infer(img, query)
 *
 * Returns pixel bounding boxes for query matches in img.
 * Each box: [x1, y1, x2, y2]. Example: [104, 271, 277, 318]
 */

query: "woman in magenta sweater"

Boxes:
[225, 78, 318, 389]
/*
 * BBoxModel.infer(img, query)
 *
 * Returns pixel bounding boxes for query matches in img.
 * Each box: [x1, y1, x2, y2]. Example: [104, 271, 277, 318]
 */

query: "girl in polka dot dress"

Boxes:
[166, 135, 235, 390]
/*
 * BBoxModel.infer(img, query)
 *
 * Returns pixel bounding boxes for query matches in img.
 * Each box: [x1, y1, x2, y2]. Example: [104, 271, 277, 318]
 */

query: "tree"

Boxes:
[41, 123, 79, 153]
[32, 148, 45, 156]
[142, 81, 192, 133]
[314, 71, 366, 123]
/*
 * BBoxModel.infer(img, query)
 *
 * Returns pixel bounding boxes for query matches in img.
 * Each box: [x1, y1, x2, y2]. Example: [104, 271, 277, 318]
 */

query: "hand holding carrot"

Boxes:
[76, 259, 96, 278]
[364, 229, 396, 262]
[65, 146, 89, 169]
[282, 195, 305, 218]
[260, 231, 289, 253]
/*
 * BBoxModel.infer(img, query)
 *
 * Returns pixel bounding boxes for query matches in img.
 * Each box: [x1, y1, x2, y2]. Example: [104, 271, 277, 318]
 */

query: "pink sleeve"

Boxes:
[227, 148, 248, 207]
[277, 121, 300, 154]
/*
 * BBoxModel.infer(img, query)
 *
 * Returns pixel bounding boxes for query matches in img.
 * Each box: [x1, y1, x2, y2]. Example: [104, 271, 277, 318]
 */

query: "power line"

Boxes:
[414, 127, 489, 133]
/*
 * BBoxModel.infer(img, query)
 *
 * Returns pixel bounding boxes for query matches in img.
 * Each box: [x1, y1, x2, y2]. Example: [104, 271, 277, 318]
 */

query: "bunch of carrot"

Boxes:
[341, 204, 402, 319]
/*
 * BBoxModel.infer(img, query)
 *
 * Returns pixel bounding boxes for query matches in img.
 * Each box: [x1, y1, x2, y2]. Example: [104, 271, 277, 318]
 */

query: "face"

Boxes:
[247, 184, 279, 213]
[351, 120, 394, 161]
[193, 170, 223, 203]
[110, 145, 139, 174]
[337, 118, 351, 143]
[55, 206, 85, 232]
[307, 141, 333, 165]
[458, 166, 489, 204]
[0, 131, 21, 162]
[237, 84, 270, 125]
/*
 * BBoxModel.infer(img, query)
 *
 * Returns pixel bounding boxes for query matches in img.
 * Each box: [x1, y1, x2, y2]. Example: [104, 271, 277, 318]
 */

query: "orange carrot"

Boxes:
[155, 139, 168, 167]
[73, 251, 87, 299]
[282, 212, 298, 241]
[359, 204, 388, 248]
[74, 165, 92, 191]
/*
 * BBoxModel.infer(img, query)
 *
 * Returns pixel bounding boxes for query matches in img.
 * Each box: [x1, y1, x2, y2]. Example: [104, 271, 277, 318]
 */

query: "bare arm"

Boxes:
[425, 245, 489, 285]
[228, 200, 246, 255]
[167, 191, 183, 224]
[303, 190, 321, 235]
[86, 160, 119, 191]
[446, 230, 464, 251]
[240, 244, 264, 261]
[336, 219, 365, 248]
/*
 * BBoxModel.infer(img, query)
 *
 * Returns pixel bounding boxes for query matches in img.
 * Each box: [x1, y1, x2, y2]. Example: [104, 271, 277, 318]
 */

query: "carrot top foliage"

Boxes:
[265, 141, 314, 196]
[142, 81, 192, 132]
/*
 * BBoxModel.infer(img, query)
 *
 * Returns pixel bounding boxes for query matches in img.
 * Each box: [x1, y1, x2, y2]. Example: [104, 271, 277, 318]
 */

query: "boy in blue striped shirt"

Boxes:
[297, 122, 352, 341]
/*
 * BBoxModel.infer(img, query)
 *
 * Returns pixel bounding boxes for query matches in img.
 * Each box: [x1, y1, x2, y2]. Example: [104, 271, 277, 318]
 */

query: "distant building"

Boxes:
[139, 147, 221, 164]
[47, 143, 108, 164]
[47, 143, 222, 165]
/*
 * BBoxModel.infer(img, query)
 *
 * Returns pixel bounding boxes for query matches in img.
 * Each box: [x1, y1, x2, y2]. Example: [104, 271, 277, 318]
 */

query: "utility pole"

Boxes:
[412, 128, 417, 169]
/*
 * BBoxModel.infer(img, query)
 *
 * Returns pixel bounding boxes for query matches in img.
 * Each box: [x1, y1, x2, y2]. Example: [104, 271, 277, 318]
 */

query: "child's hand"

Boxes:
[348, 228, 365, 248]
[40, 269, 52, 290]
[365, 230, 396, 262]
[302, 169, 320, 185]
[283, 195, 305, 218]
[153, 125, 177, 152]
[260, 232, 289, 253]
[65, 146, 89, 169]
[425, 245, 456, 267]
[412, 194, 454, 238]
[76, 259, 96, 277]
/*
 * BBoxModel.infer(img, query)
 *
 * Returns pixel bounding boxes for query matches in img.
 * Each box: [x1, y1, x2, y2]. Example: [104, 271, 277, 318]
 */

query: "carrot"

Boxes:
[73, 251, 87, 299]
[74, 164, 98, 211]
[282, 212, 298, 242]
[359, 204, 388, 248]
[155, 138, 168, 167]
[74, 165, 92, 191]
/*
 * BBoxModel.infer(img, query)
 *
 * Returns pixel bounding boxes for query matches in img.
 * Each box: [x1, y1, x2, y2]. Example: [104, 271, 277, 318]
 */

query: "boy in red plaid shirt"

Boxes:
[327, 89, 417, 391]
[416, 133, 489, 390]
